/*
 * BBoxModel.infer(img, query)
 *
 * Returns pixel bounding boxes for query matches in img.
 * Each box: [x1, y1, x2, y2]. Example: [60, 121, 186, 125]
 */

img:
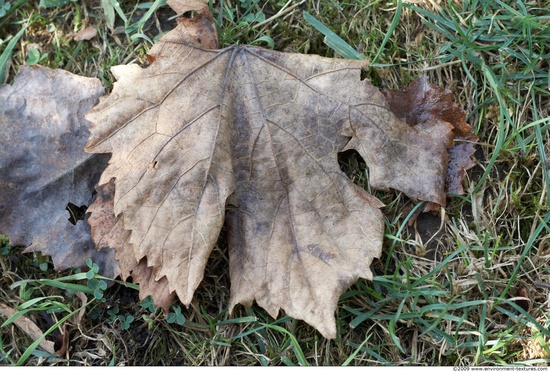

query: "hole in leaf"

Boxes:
[66, 202, 88, 225]
[338, 149, 370, 189]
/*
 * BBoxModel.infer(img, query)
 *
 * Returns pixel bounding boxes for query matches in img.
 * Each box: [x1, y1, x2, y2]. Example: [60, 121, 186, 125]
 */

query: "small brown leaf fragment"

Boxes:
[176, 14, 218, 49]
[75, 292, 88, 325]
[0, 303, 55, 354]
[73, 26, 97, 41]
[446, 139, 477, 195]
[155, 1, 220, 64]
[515, 287, 531, 312]
[383, 75, 478, 199]
[167, 0, 208, 15]
[54, 324, 69, 358]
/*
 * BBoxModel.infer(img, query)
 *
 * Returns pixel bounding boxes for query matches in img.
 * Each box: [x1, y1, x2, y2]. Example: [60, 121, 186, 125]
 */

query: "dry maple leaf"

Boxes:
[0, 66, 118, 277]
[85, 19, 456, 338]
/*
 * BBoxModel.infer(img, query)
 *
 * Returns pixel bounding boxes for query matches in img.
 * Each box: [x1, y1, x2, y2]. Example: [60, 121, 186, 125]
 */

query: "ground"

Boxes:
[1, 0, 550, 366]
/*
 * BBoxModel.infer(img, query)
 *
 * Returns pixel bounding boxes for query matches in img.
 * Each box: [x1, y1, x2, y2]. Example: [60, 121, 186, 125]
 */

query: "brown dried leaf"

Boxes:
[75, 292, 88, 325]
[84, 18, 462, 338]
[87, 179, 174, 312]
[73, 26, 97, 41]
[132, 258, 175, 313]
[515, 287, 531, 312]
[0, 66, 117, 277]
[176, 15, 218, 49]
[146, 14, 217, 65]
[87, 179, 133, 279]
[54, 324, 68, 358]
[383, 75, 478, 197]
[167, 0, 208, 15]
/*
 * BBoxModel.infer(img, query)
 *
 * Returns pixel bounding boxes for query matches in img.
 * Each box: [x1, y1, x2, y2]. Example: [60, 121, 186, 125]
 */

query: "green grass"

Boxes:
[1, 0, 550, 366]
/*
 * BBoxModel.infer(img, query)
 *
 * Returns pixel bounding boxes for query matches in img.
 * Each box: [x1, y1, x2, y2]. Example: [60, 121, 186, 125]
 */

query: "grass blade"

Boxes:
[0, 24, 28, 83]
[259, 323, 310, 366]
[302, 11, 364, 60]
[342, 335, 371, 366]
[370, 0, 402, 66]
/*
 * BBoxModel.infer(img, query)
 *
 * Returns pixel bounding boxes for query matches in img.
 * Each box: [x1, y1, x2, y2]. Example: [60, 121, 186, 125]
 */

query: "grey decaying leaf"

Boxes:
[0, 66, 117, 277]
